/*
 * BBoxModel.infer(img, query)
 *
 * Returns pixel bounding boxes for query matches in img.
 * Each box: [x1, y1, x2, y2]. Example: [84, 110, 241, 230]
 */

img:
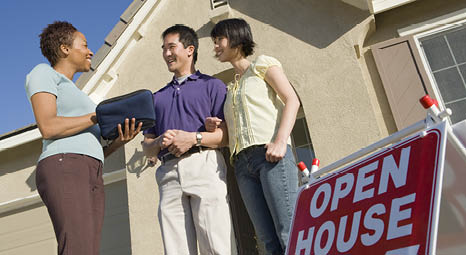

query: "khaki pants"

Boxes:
[156, 149, 232, 255]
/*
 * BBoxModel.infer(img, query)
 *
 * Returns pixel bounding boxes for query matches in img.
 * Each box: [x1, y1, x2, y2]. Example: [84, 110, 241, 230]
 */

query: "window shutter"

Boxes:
[371, 36, 436, 130]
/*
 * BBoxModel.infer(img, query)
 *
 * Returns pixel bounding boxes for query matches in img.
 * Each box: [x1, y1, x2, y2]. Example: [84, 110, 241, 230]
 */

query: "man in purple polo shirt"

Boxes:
[141, 25, 232, 255]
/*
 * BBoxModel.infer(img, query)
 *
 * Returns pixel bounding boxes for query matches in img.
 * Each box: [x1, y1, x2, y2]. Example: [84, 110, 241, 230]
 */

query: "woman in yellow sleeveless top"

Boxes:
[208, 18, 300, 255]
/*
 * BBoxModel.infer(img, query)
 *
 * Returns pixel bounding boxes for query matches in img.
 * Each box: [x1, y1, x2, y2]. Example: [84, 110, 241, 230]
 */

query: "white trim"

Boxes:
[103, 168, 127, 185]
[83, 0, 166, 103]
[0, 194, 40, 215]
[0, 128, 41, 152]
[341, 0, 369, 11]
[412, 33, 447, 113]
[411, 19, 466, 117]
[398, 8, 466, 37]
[0, 169, 127, 214]
[369, 0, 416, 14]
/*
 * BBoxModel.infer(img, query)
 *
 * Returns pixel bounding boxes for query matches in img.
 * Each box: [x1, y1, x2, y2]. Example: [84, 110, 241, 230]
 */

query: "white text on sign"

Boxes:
[296, 147, 415, 255]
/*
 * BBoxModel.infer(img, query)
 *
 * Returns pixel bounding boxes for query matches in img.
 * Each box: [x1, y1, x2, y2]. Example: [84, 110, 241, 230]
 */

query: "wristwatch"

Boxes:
[195, 132, 202, 146]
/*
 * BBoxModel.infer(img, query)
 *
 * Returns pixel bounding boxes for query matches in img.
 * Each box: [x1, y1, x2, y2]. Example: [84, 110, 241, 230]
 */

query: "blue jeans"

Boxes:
[234, 145, 299, 255]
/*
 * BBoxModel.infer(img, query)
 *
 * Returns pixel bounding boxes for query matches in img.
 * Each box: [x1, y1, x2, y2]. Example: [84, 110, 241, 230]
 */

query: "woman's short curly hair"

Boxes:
[211, 18, 255, 57]
[39, 21, 77, 66]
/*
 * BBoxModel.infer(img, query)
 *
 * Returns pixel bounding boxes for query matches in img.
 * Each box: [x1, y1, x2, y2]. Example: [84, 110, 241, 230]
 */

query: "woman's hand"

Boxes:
[265, 140, 287, 162]
[104, 118, 142, 158]
[205, 117, 222, 132]
[160, 129, 178, 149]
[115, 118, 143, 144]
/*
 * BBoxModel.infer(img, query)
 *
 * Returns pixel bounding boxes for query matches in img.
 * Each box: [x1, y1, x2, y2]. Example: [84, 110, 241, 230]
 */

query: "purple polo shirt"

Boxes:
[144, 71, 227, 158]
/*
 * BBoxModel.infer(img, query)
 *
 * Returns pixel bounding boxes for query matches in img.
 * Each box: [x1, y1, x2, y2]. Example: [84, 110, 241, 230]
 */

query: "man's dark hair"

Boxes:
[211, 18, 255, 57]
[162, 24, 199, 64]
[39, 21, 77, 67]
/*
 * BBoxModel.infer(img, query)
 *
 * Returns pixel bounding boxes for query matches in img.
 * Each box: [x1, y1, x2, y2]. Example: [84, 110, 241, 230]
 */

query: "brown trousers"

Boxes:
[36, 153, 105, 255]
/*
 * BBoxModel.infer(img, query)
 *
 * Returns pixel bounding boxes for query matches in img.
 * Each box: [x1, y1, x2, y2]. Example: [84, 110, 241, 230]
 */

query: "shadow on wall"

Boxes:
[212, 68, 236, 84]
[0, 140, 41, 192]
[228, 0, 370, 49]
[196, 21, 215, 39]
[126, 148, 151, 178]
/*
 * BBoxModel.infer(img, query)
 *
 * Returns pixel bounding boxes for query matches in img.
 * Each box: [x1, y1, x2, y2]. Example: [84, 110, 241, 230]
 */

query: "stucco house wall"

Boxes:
[1, 0, 464, 254]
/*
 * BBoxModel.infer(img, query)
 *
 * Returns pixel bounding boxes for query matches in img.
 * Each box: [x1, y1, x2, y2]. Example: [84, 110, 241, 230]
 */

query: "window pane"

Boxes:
[292, 118, 308, 147]
[445, 99, 466, 124]
[295, 146, 314, 168]
[433, 67, 466, 102]
[458, 63, 466, 83]
[422, 36, 455, 71]
[446, 27, 466, 64]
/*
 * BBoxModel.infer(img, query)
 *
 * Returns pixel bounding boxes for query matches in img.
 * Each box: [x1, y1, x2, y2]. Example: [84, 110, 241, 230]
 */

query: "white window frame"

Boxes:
[398, 9, 466, 123]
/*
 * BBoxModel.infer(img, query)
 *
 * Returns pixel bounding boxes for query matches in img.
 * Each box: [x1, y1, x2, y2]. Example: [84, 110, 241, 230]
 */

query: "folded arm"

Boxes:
[31, 92, 142, 158]
[31, 92, 97, 140]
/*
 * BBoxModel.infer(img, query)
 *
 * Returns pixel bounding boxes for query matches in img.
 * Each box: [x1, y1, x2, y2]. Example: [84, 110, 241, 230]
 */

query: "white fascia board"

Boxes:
[82, 0, 162, 102]
[398, 8, 466, 37]
[341, 0, 369, 11]
[0, 128, 41, 152]
[0, 169, 126, 214]
[369, 0, 417, 14]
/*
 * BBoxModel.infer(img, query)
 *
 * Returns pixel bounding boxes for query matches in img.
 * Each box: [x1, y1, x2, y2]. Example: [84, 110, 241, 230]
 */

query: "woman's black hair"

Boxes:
[39, 21, 77, 67]
[211, 18, 255, 57]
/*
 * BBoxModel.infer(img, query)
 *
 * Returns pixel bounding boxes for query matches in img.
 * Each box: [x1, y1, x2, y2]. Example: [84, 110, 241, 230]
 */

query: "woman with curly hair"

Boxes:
[25, 21, 141, 254]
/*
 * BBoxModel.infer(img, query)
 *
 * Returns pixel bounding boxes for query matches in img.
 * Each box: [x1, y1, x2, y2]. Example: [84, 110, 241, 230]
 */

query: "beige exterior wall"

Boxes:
[108, 0, 391, 166]
[0, 139, 41, 203]
[0, 133, 130, 254]
[2, 0, 465, 254]
[93, 0, 393, 251]
[227, 1, 385, 166]
[108, 1, 466, 251]
[0, 204, 56, 255]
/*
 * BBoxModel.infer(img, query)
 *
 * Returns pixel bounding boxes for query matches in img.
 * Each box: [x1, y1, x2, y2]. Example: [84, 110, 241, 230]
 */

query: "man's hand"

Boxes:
[205, 117, 222, 132]
[167, 130, 196, 157]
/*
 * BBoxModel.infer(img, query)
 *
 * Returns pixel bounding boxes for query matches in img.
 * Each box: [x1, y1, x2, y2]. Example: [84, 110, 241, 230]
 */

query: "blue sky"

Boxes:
[1, 0, 132, 135]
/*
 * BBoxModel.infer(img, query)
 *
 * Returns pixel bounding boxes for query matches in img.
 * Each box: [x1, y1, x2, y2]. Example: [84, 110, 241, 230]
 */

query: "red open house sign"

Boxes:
[287, 122, 447, 255]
